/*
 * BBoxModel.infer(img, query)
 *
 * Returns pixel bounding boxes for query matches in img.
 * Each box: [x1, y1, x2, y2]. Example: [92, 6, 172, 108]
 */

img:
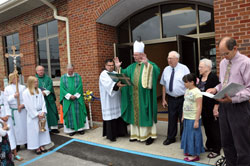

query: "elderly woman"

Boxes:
[197, 58, 221, 158]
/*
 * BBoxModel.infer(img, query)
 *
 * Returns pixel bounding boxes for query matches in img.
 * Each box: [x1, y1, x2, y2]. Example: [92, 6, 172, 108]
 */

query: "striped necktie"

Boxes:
[222, 61, 231, 89]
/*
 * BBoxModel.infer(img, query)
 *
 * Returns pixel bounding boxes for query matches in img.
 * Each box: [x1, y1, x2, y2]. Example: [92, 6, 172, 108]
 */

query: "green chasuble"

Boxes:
[36, 74, 59, 127]
[60, 73, 87, 131]
[121, 61, 160, 127]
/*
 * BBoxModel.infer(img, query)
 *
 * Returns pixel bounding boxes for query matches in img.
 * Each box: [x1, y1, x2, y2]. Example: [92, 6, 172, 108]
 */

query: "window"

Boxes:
[118, 3, 215, 43]
[37, 20, 61, 78]
[198, 6, 214, 33]
[162, 4, 197, 37]
[117, 2, 216, 73]
[4, 33, 21, 74]
[130, 7, 160, 41]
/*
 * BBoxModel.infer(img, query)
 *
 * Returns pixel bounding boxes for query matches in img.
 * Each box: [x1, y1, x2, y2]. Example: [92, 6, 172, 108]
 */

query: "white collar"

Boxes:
[67, 73, 75, 77]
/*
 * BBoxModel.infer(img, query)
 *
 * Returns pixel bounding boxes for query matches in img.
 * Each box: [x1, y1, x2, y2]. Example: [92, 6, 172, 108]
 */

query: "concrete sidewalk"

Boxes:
[15, 121, 221, 166]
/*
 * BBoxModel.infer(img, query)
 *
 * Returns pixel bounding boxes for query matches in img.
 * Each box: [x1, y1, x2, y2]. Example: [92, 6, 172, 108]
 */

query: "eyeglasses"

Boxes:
[168, 57, 177, 60]
[220, 47, 235, 56]
[220, 52, 230, 56]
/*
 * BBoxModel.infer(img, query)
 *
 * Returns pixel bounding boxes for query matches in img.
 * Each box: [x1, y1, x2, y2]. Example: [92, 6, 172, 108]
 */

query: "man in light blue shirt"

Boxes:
[160, 51, 190, 145]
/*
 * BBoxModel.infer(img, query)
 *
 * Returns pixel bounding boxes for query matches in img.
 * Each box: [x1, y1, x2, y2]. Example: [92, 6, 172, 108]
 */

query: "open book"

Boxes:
[201, 83, 245, 99]
[107, 72, 133, 86]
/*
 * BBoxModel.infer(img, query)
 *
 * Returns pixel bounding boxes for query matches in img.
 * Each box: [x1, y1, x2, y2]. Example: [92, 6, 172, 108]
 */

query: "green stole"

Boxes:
[36, 74, 59, 127]
[60, 73, 87, 130]
[121, 61, 160, 127]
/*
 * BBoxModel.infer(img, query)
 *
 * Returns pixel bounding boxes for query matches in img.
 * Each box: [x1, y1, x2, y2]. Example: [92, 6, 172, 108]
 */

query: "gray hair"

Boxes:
[168, 51, 180, 59]
[67, 64, 74, 69]
[35, 65, 44, 71]
[200, 58, 212, 69]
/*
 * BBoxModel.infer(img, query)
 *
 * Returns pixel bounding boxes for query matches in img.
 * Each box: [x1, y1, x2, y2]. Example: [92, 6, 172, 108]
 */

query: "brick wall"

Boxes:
[0, 0, 118, 122]
[0, 0, 68, 81]
[63, 0, 118, 121]
[214, 0, 250, 68]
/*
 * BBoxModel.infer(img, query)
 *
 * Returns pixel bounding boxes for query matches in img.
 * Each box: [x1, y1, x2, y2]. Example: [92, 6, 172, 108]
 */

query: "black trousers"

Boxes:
[167, 95, 184, 140]
[103, 117, 128, 141]
[202, 114, 221, 154]
[219, 101, 250, 166]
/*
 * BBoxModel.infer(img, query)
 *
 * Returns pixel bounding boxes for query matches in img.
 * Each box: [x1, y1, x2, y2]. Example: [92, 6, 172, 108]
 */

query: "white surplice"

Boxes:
[0, 91, 5, 118]
[23, 88, 51, 150]
[4, 84, 27, 150]
[99, 70, 121, 121]
[0, 91, 7, 143]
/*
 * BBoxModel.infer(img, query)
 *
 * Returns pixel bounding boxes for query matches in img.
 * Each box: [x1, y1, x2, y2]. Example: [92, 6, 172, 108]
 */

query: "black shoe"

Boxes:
[35, 149, 42, 155]
[51, 129, 60, 134]
[110, 138, 116, 142]
[145, 138, 154, 145]
[16, 145, 20, 152]
[40, 147, 48, 153]
[163, 139, 176, 145]
[78, 131, 85, 135]
[205, 148, 213, 152]
[129, 139, 137, 142]
[69, 132, 76, 136]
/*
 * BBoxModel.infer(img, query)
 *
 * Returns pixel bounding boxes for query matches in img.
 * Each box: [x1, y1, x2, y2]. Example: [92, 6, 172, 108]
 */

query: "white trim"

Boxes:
[96, 0, 213, 26]
[0, 0, 28, 14]
[52, 80, 60, 87]
[0, 0, 10, 6]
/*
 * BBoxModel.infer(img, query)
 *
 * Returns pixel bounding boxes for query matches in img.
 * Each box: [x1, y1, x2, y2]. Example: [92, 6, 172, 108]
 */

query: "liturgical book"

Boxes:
[201, 82, 245, 99]
[107, 72, 133, 86]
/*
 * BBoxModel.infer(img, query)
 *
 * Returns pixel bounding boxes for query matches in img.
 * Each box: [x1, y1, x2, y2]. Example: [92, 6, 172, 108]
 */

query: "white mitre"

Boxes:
[133, 40, 144, 53]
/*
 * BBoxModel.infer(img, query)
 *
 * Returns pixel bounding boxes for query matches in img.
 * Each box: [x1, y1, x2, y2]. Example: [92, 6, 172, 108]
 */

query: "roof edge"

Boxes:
[0, 0, 29, 14]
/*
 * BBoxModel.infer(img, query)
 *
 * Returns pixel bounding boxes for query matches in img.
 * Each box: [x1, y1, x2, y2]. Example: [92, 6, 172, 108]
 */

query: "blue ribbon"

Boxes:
[89, 94, 100, 101]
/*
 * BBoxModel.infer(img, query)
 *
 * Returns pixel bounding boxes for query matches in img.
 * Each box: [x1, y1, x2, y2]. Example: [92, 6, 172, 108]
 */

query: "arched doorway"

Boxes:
[114, 2, 216, 120]
[116, 2, 216, 71]
[97, 1, 216, 120]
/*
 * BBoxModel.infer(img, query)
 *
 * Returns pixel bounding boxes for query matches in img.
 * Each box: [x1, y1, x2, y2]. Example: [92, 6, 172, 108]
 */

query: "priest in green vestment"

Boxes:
[60, 64, 89, 136]
[114, 41, 160, 145]
[36, 65, 59, 133]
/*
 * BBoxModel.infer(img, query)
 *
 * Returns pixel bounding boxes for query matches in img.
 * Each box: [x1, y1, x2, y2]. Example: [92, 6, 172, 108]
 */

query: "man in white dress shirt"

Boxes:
[160, 51, 190, 145]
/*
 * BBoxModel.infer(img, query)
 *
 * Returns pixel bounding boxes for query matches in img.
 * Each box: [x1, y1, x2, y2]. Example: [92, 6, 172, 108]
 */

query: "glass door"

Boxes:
[177, 35, 198, 75]
[114, 43, 133, 69]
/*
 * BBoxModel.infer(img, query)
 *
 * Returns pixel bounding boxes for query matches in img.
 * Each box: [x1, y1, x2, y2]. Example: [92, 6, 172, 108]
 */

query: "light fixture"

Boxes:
[178, 22, 207, 29]
[162, 7, 194, 17]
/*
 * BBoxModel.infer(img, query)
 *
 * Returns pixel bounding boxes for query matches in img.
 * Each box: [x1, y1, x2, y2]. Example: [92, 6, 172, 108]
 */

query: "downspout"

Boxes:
[40, 0, 71, 64]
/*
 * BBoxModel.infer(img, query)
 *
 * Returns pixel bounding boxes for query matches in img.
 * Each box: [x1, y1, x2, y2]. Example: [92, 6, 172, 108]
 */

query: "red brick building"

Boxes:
[0, 0, 249, 122]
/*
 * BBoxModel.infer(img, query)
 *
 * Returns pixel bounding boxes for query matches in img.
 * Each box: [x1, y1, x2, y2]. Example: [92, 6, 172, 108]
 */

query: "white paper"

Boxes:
[43, 90, 50, 96]
[201, 92, 215, 98]
[201, 83, 245, 99]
